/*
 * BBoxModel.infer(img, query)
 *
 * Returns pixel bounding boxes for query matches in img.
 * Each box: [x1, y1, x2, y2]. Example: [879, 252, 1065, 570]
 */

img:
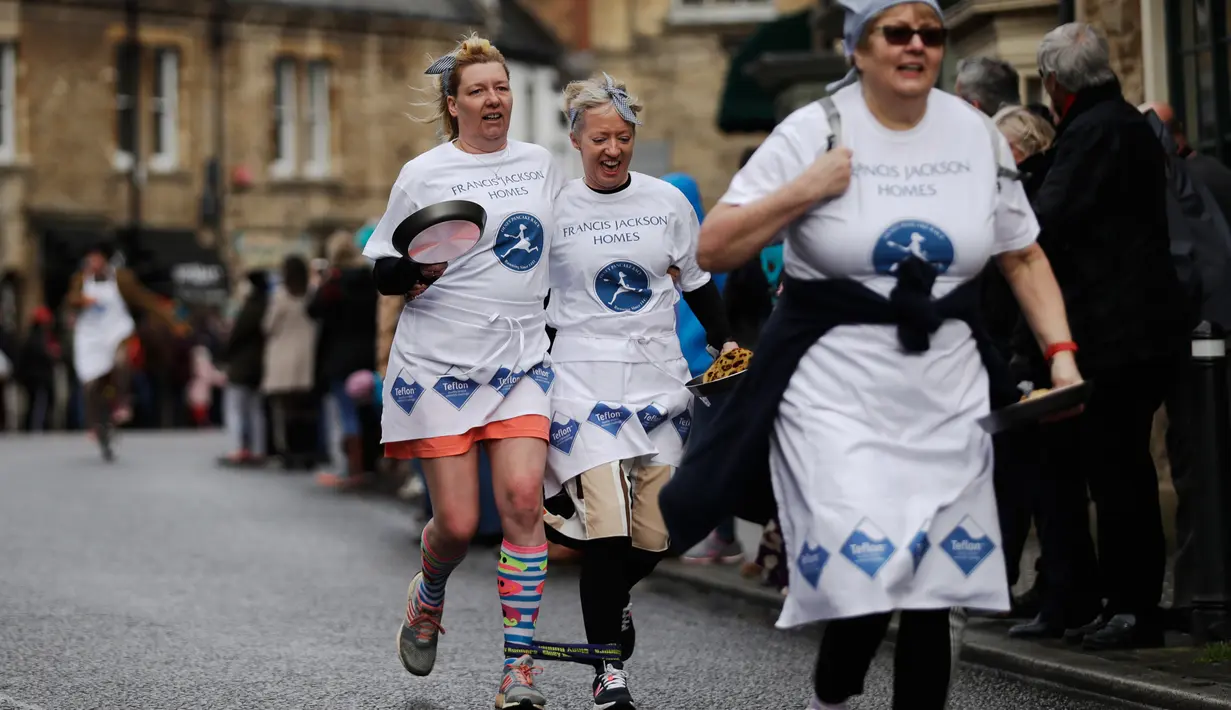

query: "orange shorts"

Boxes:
[384, 414, 550, 460]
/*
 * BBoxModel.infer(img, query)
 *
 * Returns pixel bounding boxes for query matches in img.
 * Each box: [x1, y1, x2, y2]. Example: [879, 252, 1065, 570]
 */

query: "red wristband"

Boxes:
[1044, 341, 1078, 362]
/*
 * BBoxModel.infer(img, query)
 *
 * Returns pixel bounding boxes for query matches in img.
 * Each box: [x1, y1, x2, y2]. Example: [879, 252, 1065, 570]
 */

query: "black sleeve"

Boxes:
[1031, 120, 1113, 247]
[371, 257, 422, 297]
[682, 280, 733, 351]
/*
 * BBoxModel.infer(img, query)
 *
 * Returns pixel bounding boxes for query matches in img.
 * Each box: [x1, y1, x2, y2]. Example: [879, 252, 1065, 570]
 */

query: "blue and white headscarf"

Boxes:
[568, 73, 643, 131]
[826, 0, 945, 93]
[425, 53, 458, 96]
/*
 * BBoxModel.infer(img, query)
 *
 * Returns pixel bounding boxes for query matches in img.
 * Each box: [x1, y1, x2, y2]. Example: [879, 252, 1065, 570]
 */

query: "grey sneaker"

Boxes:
[682, 533, 744, 565]
[495, 654, 547, 709]
[396, 572, 445, 676]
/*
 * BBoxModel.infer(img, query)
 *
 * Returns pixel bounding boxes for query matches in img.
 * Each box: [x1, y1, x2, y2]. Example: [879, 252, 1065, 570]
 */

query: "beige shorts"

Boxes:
[544, 458, 672, 552]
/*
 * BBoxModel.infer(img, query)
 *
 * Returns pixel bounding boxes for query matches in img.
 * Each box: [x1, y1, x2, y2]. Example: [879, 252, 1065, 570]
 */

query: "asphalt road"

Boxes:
[0, 432, 1147, 710]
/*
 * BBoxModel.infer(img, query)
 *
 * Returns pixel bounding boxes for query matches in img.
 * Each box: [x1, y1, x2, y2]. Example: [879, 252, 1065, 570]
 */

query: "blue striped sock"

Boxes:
[498, 540, 548, 663]
[416, 527, 464, 611]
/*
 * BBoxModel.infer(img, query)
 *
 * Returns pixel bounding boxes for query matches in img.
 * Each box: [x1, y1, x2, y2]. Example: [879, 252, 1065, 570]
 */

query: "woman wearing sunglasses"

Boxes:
[674, 0, 1080, 707]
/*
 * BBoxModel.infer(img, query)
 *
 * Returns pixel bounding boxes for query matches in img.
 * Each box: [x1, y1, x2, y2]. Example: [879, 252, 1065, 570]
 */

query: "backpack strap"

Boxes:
[818, 95, 842, 150]
[825, 95, 1018, 187]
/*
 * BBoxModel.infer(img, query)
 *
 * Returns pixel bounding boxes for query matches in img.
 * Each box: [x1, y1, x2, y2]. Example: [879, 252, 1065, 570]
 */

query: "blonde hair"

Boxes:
[326, 230, 363, 268]
[416, 33, 508, 142]
[992, 105, 1056, 159]
[561, 73, 644, 135]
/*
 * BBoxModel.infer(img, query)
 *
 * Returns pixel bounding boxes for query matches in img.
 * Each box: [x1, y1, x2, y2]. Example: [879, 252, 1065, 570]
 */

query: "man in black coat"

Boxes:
[1008, 23, 1191, 650]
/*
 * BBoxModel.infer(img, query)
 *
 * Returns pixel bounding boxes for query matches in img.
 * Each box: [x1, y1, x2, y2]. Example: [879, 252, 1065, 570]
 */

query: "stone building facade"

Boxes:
[524, 0, 814, 210]
[0, 0, 487, 325]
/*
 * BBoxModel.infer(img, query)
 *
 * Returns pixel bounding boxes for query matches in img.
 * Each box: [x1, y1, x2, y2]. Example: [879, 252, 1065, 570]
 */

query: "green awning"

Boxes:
[718, 10, 813, 134]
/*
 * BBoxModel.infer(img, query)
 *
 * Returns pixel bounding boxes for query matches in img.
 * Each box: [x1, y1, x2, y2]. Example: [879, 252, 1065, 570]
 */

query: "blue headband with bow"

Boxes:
[425, 53, 458, 96]
[825, 0, 944, 93]
[569, 73, 643, 130]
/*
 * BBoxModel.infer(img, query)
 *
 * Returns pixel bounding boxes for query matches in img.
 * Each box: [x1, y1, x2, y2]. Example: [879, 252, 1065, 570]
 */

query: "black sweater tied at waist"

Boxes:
[658, 257, 1019, 553]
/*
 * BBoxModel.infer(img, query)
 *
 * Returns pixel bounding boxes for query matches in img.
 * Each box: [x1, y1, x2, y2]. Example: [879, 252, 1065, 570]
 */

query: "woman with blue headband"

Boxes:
[542, 73, 735, 710]
[666, 0, 1082, 707]
[362, 33, 563, 710]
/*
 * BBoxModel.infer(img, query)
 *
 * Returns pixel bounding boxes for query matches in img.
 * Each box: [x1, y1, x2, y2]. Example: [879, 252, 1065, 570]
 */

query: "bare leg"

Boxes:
[420, 447, 482, 558]
[486, 436, 548, 547]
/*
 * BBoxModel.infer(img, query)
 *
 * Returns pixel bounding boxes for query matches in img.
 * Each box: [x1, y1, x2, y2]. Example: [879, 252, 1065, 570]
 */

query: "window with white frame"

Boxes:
[114, 42, 136, 170]
[271, 57, 297, 177]
[670, 0, 777, 24]
[0, 43, 15, 162]
[304, 61, 330, 177]
[150, 48, 179, 171]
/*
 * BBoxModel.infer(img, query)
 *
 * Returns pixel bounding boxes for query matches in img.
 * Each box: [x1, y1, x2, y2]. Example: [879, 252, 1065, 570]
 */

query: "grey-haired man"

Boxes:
[1008, 22, 1190, 651]
[954, 57, 1021, 117]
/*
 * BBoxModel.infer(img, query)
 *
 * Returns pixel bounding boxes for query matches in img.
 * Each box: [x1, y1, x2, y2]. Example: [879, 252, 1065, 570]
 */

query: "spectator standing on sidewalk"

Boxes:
[956, 56, 1054, 619]
[1008, 23, 1191, 650]
[1137, 100, 1231, 621]
[954, 57, 1021, 117]
[1141, 102, 1231, 224]
[221, 271, 268, 465]
[14, 306, 59, 432]
[262, 255, 318, 469]
[310, 232, 378, 490]
[988, 105, 1058, 616]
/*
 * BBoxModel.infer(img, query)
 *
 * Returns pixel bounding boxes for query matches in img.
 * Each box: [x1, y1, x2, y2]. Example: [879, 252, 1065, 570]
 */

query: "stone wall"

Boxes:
[527, 0, 775, 209]
[12, 0, 472, 286]
[1082, 0, 1145, 104]
[219, 14, 455, 268]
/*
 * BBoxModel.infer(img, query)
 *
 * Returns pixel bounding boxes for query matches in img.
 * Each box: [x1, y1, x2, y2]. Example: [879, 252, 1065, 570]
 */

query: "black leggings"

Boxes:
[814, 608, 966, 709]
[579, 537, 664, 667]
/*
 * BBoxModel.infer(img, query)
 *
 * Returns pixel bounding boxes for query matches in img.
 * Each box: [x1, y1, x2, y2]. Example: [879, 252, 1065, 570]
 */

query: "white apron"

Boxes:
[770, 322, 1008, 627]
[381, 290, 553, 442]
[544, 314, 693, 499]
[73, 276, 136, 384]
[542, 173, 712, 499]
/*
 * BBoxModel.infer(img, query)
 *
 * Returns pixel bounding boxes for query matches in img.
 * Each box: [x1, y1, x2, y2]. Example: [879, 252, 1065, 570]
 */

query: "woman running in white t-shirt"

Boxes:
[541, 74, 736, 710]
[691, 1, 1081, 708]
[362, 34, 564, 710]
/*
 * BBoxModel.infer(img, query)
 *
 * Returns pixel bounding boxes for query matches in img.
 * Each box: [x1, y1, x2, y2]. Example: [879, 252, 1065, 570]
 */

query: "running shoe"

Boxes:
[592, 661, 635, 710]
[619, 602, 635, 660]
[396, 571, 445, 676]
[495, 654, 547, 709]
[681, 533, 744, 565]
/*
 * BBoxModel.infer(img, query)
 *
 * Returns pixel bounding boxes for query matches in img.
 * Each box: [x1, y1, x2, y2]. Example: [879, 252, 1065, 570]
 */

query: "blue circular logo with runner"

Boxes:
[871, 220, 955, 275]
[594, 260, 651, 313]
[494, 213, 544, 273]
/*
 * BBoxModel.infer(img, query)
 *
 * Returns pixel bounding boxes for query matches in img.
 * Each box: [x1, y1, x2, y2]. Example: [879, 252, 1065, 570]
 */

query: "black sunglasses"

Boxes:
[876, 25, 949, 47]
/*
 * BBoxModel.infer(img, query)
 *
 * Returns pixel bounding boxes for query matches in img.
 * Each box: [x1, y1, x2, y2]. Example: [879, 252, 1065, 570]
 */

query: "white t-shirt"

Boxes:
[721, 85, 1037, 295]
[547, 172, 710, 363]
[718, 85, 1038, 626]
[363, 139, 566, 308]
[362, 139, 565, 442]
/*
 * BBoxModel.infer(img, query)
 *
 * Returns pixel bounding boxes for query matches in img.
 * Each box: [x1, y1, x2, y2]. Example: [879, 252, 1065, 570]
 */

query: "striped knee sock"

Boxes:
[416, 527, 465, 611]
[498, 540, 548, 659]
